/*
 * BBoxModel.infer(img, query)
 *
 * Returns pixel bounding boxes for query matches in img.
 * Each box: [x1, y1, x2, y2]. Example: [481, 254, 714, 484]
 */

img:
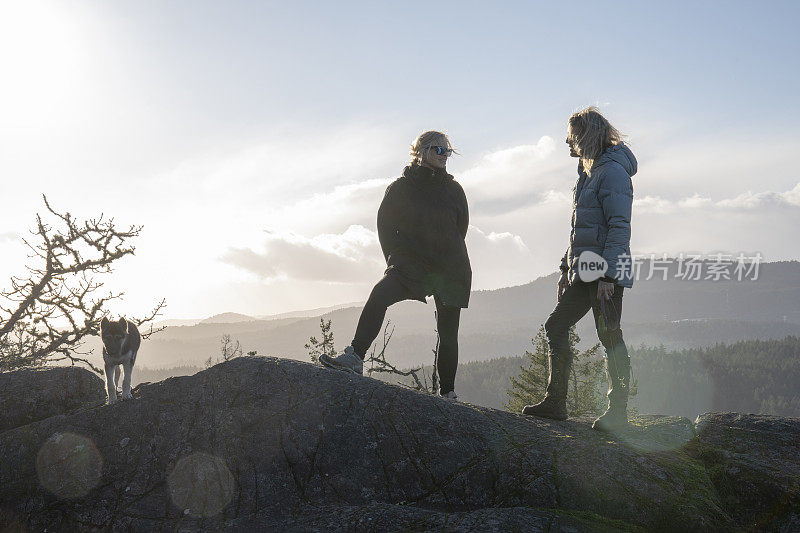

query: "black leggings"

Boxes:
[351, 274, 461, 394]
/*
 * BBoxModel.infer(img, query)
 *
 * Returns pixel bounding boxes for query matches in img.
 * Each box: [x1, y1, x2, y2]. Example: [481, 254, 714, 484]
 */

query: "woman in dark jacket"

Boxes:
[320, 130, 471, 399]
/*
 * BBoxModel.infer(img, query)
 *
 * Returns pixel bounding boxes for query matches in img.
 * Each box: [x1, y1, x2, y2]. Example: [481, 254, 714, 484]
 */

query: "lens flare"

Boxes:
[36, 432, 103, 499]
[167, 452, 235, 517]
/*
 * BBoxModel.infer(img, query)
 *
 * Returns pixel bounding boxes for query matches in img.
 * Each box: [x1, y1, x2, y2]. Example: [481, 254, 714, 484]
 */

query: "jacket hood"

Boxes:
[595, 143, 637, 177]
[403, 163, 453, 181]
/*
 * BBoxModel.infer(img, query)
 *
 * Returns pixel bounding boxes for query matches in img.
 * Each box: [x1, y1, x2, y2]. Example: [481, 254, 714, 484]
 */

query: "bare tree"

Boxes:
[365, 320, 433, 392]
[0, 195, 166, 373]
[431, 311, 440, 394]
[306, 316, 435, 393]
[205, 334, 244, 368]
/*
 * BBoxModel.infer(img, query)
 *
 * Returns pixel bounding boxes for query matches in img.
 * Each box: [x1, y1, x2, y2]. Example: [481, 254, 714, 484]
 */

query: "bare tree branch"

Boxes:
[0, 195, 166, 373]
[136, 299, 167, 340]
[365, 320, 431, 392]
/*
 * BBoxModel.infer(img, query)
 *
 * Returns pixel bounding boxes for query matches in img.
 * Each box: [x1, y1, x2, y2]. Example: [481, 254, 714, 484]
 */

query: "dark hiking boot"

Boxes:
[522, 395, 567, 420]
[593, 349, 630, 432]
[522, 351, 571, 421]
[592, 401, 628, 431]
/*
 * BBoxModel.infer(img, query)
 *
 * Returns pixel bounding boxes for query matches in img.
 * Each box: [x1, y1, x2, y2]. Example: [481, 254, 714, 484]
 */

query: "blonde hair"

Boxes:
[568, 107, 625, 175]
[409, 130, 456, 164]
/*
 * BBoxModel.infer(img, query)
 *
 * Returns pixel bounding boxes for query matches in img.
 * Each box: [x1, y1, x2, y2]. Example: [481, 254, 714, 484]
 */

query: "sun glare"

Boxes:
[0, 1, 89, 132]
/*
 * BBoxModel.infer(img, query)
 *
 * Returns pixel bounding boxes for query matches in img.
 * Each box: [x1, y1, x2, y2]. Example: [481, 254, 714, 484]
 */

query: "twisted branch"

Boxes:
[0, 195, 166, 372]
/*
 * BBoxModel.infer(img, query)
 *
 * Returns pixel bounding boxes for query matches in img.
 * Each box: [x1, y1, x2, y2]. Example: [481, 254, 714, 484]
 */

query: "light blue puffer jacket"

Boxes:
[560, 143, 637, 288]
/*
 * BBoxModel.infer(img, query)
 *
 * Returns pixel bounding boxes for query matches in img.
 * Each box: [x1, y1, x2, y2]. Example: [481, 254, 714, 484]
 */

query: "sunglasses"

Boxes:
[428, 145, 453, 156]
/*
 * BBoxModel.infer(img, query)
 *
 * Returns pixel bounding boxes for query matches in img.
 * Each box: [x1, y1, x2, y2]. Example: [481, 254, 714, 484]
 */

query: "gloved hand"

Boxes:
[597, 279, 615, 301]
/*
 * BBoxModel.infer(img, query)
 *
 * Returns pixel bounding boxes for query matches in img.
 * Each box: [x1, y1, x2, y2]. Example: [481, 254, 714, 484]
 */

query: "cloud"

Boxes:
[222, 219, 540, 290]
[716, 183, 800, 209]
[258, 136, 572, 235]
[456, 136, 573, 214]
[0, 232, 19, 243]
[153, 129, 800, 315]
[465, 225, 537, 289]
[218, 131, 800, 297]
[635, 182, 800, 214]
[222, 225, 384, 283]
[262, 177, 392, 234]
[468, 226, 529, 253]
[252, 135, 574, 236]
[627, 135, 798, 200]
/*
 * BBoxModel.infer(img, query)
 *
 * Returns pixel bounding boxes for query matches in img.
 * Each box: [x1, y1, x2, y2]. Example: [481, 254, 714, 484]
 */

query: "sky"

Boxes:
[1, 0, 799, 319]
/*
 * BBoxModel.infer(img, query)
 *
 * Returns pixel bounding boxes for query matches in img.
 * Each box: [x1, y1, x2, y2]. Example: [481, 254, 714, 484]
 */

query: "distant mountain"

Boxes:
[255, 301, 363, 321]
[153, 303, 365, 330]
[200, 312, 258, 324]
[153, 318, 202, 328]
[85, 259, 800, 370]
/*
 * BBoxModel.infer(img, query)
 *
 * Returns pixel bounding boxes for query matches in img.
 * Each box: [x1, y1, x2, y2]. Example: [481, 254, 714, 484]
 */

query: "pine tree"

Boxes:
[305, 318, 335, 364]
[505, 324, 611, 416]
[567, 328, 606, 416]
[504, 325, 550, 412]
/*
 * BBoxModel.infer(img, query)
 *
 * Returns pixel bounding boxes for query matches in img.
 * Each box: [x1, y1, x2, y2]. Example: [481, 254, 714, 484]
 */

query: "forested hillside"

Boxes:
[633, 336, 800, 417]
[130, 336, 800, 419]
[380, 336, 800, 418]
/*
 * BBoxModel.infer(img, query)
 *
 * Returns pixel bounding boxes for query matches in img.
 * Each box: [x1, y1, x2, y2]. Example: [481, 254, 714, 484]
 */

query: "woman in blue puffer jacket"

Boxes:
[523, 107, 637, 432]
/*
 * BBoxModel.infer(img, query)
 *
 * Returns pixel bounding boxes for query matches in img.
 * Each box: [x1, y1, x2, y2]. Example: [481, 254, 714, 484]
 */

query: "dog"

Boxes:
[100, 317, 141, 404]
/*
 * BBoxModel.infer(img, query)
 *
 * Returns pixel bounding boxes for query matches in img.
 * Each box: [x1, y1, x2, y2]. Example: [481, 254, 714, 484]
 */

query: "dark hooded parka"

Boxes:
[377, 162, 472, 308]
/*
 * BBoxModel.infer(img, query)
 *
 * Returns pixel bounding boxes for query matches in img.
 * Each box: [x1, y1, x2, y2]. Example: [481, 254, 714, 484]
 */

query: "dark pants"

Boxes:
[351, 273, 461, 394]
[544, 279, 629, 390]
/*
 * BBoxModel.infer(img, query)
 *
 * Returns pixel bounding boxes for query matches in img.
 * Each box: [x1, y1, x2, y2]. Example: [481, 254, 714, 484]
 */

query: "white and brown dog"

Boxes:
[100, 317, 140, 404]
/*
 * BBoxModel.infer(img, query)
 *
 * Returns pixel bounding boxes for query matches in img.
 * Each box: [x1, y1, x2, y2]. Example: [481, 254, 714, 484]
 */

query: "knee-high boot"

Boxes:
[592, 345, 630, 432]
[522, 350, 572, 420]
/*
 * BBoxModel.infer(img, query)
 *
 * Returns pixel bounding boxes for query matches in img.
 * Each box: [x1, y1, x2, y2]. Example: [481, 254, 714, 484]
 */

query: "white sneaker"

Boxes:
[441, 390, 458, 400]
[319, 346, 363, 375]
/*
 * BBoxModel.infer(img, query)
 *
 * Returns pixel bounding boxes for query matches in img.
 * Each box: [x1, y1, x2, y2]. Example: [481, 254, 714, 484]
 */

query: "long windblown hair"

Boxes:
[409, 130, 456, 164]
[568, 107, 625, 175]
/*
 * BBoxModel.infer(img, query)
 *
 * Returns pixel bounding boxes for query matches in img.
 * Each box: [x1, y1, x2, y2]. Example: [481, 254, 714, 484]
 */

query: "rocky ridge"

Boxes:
[0, 357, 798, 531]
